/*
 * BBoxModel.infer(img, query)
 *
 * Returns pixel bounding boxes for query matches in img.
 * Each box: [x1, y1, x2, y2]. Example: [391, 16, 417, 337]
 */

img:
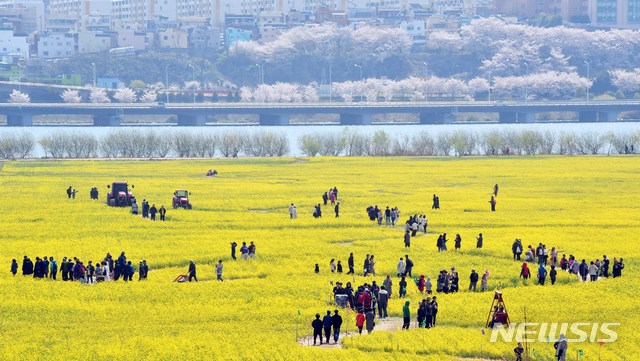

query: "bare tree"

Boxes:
[298, 134, 322, 156]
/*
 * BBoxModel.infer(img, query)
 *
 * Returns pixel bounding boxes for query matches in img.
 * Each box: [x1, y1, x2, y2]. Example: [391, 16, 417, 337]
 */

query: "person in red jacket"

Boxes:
[520, 263, 531, 279]
[355, 310, 365, 334]
[417, 275, 425, 293]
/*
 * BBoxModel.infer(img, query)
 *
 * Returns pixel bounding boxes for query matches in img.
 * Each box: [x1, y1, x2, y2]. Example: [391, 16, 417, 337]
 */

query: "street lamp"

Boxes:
[92, 62, 97, 87]
[329, 64, 333, 102]
[523, 62, 529, 102]
[255, 63, 265, 85]
[354, 63, 362, 81]
[354, 64, 363, 102]
[165, 64, 169, 103]
[584, 60, 591, 102]
[188, 64, 195, 103]
[423, 62, 428, 101]
[255, 64, 261, 85]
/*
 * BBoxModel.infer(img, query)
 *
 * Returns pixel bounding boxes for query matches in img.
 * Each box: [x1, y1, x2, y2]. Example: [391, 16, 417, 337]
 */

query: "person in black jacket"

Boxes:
[312, 314, 323, 345]
[142, 199, 150, 218]
[11, 259, 18, 275]
[347, 253, 354, 275]
[322, 311, 333, 344]
[188, 260, 198, 282]
[404, 255, 413, 277]
[331, 310, 343, 343]
[149, 204, 158, 221]
[22, 256, 33, 276]
[469, 269, 479, 292]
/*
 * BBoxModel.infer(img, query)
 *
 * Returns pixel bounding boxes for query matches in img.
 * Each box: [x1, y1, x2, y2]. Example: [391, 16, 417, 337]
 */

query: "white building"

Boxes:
[0, 0, 45, 32]
[36, 33, 75, 58]
[0, 29, 28, 58]
[77, 31, 112, 53]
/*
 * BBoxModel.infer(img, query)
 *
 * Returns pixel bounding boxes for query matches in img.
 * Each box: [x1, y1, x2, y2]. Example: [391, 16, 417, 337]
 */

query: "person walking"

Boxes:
[240, 242, 249, 260]
[230, 242, 237, 260]
[142, 199, 149, 218]
[159, 205, 166, 221]
[402, 301, 411, 329]
[131, 201, 139, 215]
[489, 196, 496, 211]
[334, 202, 339, 217]
[188, 260, 198, 282]
[378, 286, 389, 318]
[248, 242, 256, 259]
[538, 264, 547, 285]
[404, 230, 411, 248]
[289, 203, 296, 219]
[66, 186, 72, 199]
[514, 342, 524, 361]
[149, 204, 158, 221]
[11, 259, 18, 275]
[397, 258, 405, 278]
[469, 269, 479, 292]
[322, 311, 332, 344]
[550, 265, 557, 285]
[554, 334, 568, 361]
[454, 234, 462, 250]
[512, 239, 523, 260]
[331, 310, 342, 343]
[355, 310, 365, 334]
[216, 260, 223, 281]
[347, 253, 355, 275]
[312, 314, 324, 345]
[365, 310, 375, 334]
[520, 263, 531, 279]
[476, 233, 483, 249]
[481, 270, 489, 291]
[404, 255, 413, 278]
[493, 184, 499, 197]
[49, 257, 57, 280]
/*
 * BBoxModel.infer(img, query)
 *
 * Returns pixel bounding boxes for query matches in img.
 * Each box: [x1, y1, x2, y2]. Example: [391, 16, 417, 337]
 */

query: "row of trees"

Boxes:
[37, 130, 289, 158]
[238, 72, 590, 102]
[0, 129, 637, 159]
[299, 129, 639, 156]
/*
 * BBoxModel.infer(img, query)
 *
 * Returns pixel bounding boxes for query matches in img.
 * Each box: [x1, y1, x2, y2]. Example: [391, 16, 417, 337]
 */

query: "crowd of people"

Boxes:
[514, 240, 625, 285]
[11, 252, 149, 283]
[133, 199, 167, 221]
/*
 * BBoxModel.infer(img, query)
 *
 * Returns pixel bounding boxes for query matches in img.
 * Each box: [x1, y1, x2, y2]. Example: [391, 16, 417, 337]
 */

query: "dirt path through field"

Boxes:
[298, 317, 403, 348]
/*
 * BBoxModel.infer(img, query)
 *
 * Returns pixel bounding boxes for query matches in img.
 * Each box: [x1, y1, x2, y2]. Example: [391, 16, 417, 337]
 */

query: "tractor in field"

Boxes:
[173, 190, 192, 209]
[106, 182, 136, 207]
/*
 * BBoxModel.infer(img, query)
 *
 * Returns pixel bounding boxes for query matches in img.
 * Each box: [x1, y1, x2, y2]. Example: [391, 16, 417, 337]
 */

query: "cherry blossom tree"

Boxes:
[89, 88, 111, 103]
[61, 89, 82, 103]
[114, 88, 137, 103]
[8, 90, 30, 103]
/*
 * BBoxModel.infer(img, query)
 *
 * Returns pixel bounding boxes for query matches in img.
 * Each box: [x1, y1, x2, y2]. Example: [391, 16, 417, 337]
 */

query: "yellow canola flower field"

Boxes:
[0, 157, 638, 360]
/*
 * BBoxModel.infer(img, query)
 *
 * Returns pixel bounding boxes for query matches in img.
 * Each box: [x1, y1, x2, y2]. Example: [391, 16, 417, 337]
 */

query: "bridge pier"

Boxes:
[93, 115, 122, 126]
[599, 111, 617, 122]
[339, 113, 372, 125]
[7, 114, 33, 126]
[419, 112, 453, 124]
[259, 114, 290, 126]
[177, 114, 208, 126]
[498, 112, 535, 123]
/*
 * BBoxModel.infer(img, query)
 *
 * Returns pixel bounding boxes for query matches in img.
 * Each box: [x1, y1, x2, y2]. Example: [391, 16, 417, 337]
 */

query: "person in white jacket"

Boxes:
[397, 258, 405, 277]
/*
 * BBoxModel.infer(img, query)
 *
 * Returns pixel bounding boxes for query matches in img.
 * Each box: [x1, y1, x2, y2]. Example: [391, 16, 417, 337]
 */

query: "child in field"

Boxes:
[481, 270, 489, 291]
[11, 259, 18, 275]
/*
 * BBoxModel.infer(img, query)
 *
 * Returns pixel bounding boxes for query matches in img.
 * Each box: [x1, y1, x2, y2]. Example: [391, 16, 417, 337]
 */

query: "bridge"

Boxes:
[1, 100, 638, 126]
